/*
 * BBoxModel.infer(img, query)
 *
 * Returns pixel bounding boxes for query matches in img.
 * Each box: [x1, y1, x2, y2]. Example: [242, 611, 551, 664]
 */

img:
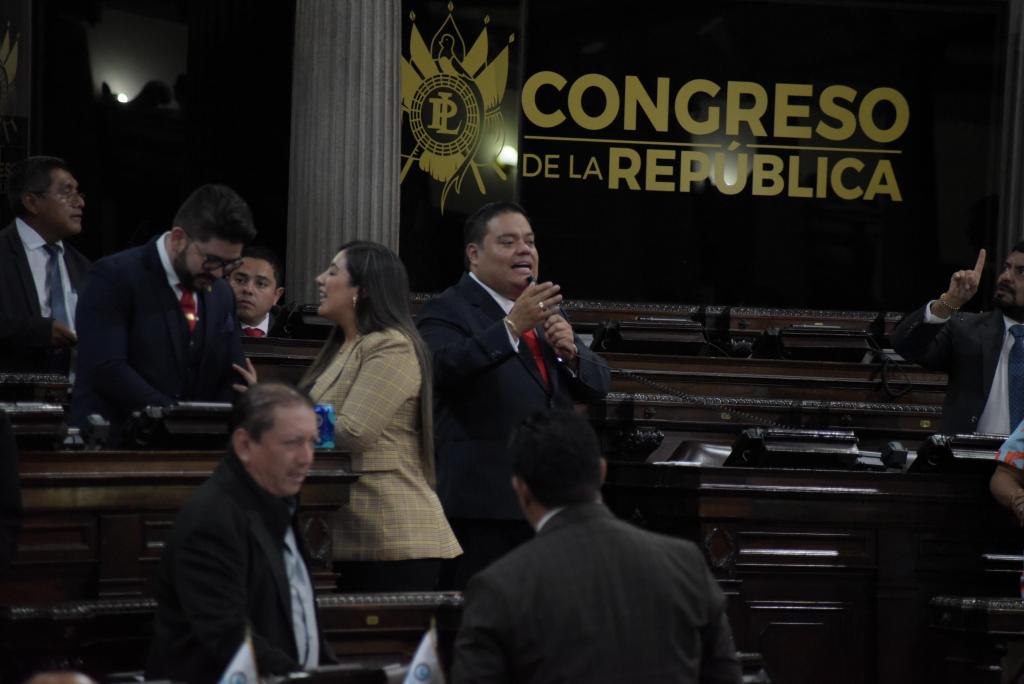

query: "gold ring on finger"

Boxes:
[539, 301, 547, 312]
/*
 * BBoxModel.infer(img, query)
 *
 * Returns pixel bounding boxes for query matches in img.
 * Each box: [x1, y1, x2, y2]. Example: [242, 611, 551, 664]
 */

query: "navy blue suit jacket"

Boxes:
[71, 237, 244, 435]
[0, 221, 91, 372]
[416, 274, 611, 520]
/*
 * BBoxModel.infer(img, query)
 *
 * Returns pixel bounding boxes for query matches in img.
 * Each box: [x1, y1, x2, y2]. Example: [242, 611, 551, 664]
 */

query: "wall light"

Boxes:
[497, 145, 518, 167]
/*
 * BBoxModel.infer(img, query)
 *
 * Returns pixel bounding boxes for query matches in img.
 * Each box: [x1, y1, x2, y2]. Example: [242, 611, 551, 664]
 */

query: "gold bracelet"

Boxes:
[938, 293, 960, 313]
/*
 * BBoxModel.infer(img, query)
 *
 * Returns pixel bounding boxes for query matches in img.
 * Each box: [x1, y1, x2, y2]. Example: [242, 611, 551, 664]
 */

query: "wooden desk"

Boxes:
[7, 448, 357, 603]
[592, 391, 943, 457]
[0, 373, 70, 404]
[604, 352, 946, 406]
[929, 595, 1024, 684]
[604, 460, 1020, 684]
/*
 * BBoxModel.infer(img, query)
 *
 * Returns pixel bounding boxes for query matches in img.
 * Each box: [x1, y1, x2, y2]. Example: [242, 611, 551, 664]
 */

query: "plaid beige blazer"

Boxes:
[309, 328, 461, 561]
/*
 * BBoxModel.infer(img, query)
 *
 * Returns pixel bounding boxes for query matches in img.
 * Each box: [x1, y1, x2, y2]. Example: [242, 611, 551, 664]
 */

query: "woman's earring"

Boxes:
[352, 295, 358, 308]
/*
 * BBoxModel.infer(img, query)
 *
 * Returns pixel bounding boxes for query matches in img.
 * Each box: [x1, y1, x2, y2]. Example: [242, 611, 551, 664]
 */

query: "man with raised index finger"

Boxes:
[416, 201, 611, 589]
[891, 246, 1024, 435]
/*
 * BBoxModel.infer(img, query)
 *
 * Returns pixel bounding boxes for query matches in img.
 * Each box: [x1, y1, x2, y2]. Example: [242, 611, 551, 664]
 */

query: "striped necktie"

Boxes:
[42, 243, 69, 326]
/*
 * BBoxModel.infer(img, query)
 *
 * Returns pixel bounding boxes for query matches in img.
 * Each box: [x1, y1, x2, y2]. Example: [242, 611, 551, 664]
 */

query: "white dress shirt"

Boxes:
[924, 301, 1017, 434]
[156, 231, 203, 320]
[243, 314, 270, 336]
[15, 218, 78, 330]
[469, 271, 520, 351]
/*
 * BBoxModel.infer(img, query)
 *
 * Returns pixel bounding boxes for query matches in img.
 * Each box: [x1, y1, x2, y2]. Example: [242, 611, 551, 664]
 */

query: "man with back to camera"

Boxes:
[891, 246, 1024, 435]
[71, 183, 256, 442]
[0, 156, 90, 373]
[146, 383, 332, 683]
[452, 408, 741, 684]
[416, 200, 611, 589]
[230, 245, 285, 338]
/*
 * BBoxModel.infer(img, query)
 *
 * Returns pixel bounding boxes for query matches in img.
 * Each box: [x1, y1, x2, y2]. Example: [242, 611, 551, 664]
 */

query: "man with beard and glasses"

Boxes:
[71, 184, 257, 444]
[892, 246, 1024, 435]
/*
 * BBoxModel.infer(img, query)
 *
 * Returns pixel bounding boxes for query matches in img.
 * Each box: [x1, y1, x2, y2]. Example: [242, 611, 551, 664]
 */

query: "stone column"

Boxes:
[287, 0, 401, 302]
[997, 1, 1024, 256]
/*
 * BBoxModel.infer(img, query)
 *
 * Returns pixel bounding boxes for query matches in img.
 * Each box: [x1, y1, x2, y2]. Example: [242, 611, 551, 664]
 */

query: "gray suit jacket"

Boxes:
[452, 503, 741, 684]
[891, 304, 1005, 434]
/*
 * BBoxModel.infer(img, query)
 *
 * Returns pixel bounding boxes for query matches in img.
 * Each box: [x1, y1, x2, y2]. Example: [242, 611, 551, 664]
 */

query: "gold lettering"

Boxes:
[543, 154, 560, 178]
[859, 87, 910, 144]
[582, 156, 603, 180]
[679, 151, 710, 191]
[713, 152, 748, 195]
[830, 157, 864, 200]
[674, 79, 720, 135]
[752, 154, 784, 196]
[725, 81, 767, 137]
[427, 91, 461, 135]
[521, 71, 567, 128]
[522, 153, 543, 178]
[864, 159, 902, 201]
[645, 148, 676, 191]
[787, 155, 812, 198]
[569, 155, 583, 179]
[608, 147, 642, 190]
[774, 84, 812, 139]
[624, 76, 670, 132]
[816, 157, 828, 197]
[816, 85, 857, 142]
[568, 74, 620, 131]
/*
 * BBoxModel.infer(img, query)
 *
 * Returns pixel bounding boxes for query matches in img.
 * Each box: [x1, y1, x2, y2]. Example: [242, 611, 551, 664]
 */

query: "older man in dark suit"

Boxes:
[0, 156, 90, 373]
[452, 409, 741, 684]
[416, 201, 611, 589]
[71, 184, 256, 443]
[892, 246, 1024, 435]
[146, 383, 332, 684]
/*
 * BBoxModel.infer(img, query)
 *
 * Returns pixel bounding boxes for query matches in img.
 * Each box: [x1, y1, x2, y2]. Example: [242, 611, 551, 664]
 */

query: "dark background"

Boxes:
[22, 0, 293, 269]
[15, 0, 1011, 313]
[399, 0, 1008, 313]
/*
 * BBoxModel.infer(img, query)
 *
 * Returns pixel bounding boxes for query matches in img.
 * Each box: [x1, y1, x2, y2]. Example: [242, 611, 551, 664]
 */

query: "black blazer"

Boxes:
[452, 503, 741, 684]
[146, 454, 332, 684]
[416, 274, 611, 520]
[891, 304, 1005, 434]
[0, 221, 90, 372]
[70, 237, 244, 437]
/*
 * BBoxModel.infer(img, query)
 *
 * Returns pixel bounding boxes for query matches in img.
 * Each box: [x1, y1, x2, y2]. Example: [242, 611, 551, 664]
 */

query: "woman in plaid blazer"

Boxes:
[301, 241, 460, 591]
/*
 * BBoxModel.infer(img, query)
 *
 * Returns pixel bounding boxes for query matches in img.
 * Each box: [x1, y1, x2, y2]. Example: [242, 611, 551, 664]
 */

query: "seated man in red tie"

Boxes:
[71, 184, 257, 444]
[229, 245, 285, 338]
[416, 201, 611, 589]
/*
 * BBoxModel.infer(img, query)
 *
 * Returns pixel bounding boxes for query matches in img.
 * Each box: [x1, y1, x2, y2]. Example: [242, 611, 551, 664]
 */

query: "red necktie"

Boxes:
[178, 286, 197, 334]
[522, 329, 550, 390]
[243, 327, 266, 338]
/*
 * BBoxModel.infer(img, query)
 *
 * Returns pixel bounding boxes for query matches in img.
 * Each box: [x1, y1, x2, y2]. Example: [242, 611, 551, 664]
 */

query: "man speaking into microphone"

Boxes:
[416, 201, 611, 589]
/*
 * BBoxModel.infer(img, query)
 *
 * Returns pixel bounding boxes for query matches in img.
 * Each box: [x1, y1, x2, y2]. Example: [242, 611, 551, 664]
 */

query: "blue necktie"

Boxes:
[42, 243, 70, 326]
[1010, 325, 1024, 431]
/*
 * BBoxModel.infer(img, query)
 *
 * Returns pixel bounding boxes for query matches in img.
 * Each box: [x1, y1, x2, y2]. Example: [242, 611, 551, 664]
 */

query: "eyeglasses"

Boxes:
[36, 189, 86, 204]
[188, 238, 243, 275]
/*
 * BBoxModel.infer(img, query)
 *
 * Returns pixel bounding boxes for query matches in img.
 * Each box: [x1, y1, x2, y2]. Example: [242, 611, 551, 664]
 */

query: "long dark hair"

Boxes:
[300, 241, 435, 479]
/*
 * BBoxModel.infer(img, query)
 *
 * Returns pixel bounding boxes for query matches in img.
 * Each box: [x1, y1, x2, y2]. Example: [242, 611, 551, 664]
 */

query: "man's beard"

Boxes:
[172, 249, 212, 293]
[994, 291, 1024, 321]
